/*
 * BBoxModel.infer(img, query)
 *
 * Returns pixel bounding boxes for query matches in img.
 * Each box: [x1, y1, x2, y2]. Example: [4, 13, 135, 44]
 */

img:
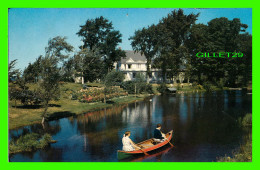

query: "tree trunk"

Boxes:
[103, 87, 107, 103]
[81, 72, 84, 84]
[42, 101, 48, 126]
[41, 117, 45, 125]
[146, 59, 151, 83]
[135, 83, 136, 98]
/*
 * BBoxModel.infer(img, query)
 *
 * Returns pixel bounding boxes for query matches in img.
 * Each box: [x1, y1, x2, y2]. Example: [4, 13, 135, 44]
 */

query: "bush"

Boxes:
[19, 89, 42, 105]
[104, 70, 125, 86]
[71, 92, 78, 100]
[217, 134, 252, 162]
[9, 133, 53, 154]
[82, 84, 88, 89]
[203, 82, 213, 92]
[120, 81, 153, 94]
[145, 83, 154, 94]
[157, 83, 168, 94]
[216, 78, 225, 90]
[77, 86, 127, 103]
[242, 113, 252, 127]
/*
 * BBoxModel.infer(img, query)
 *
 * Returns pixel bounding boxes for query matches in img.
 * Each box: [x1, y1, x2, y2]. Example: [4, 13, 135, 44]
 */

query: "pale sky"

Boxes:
[8, 8, 252, 70]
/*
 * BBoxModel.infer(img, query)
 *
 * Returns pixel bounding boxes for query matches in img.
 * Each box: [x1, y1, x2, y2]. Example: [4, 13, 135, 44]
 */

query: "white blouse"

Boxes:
[122, 136, 135, 151]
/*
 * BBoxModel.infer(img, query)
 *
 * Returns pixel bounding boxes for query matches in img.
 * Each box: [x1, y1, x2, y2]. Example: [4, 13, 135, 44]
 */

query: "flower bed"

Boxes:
[73, 86, 128, 103]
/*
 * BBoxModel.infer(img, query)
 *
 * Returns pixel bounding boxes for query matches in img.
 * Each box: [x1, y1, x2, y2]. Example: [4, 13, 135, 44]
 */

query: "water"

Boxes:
[9, 91, 252, 162]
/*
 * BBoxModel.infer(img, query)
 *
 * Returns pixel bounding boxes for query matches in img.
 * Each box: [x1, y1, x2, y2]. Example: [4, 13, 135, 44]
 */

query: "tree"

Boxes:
[237, 33, 252, 86]
[23, 56, 42, 83]
[77, 16, 125, 75]
[186, 17, 250, 86]
[103, 70, 124, 103]
[129, 24, 159, 82]
[39, 36, 73, 125]
[186, 23, 209, 84]
[8, 59, 20, 83]
[8, 59, 21, 107]
[73, 48, 103, 84]
[157, 9, 199, 82]
[61, 57, 75, 82]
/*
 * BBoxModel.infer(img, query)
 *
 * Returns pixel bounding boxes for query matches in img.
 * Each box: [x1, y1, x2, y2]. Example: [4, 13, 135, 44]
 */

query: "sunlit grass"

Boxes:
[9, 82, 150, 129]
[9, 133, 53, 154]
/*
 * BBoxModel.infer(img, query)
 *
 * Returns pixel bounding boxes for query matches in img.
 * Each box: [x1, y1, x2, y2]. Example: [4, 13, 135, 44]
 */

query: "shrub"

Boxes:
[9, 133, 53, 154]
[217, 134, 252, 162]
[103, 70, 125, 86]
[82, 84, 88, 89]
[157, 83, 168, 94]
[203, 82, 213, 92]
[71, 93, 78, 100]
[145, 83, 154, 94]
[120, 81, 153, 94]
[217, 78, 225, 90]
[19, 89, 42, 105]
[120, 81, 135, 94]
[242, 113, 252, 127]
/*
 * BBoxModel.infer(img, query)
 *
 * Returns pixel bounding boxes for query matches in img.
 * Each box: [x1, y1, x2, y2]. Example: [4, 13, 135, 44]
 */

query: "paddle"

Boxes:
[138, 145, 149, 156]
[165, 132, 174, 147]
[166, 138, 174, 147]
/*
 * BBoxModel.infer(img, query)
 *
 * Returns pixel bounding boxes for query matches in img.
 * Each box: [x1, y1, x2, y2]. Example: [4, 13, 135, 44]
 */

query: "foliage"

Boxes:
[103, 70, 125, 87]
[38, 36, 73, 123]
[157, 83, 168, 94]
[239, 113, 252, 127]
[77, 86, 127, 103]
[23, 56, 43, 83]
[9, 133, 53, 154]
[202, 82, 213, 92]
[9, 61, 42, 106]
[129, 9, 251, 87]
[77, 16, 125, 74]
[8, 59, 21, 83]
[61, 57, 75, 82]
[45, 36, 73, 62]
[120, 81, 135, 94]
[217, 134, 252, 162]
[120, 73, 154, 94]
[155, 9, 199, 82]
[216, 78, 225, 90]
[187, 17, 250, 86]
[73, 48, 103, 83]
[19, 89, 42, 105]
[129, 24, 158, 80]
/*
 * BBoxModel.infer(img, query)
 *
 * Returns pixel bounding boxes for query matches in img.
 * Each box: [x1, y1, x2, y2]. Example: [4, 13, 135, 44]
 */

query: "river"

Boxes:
[9, 90, 252, 162]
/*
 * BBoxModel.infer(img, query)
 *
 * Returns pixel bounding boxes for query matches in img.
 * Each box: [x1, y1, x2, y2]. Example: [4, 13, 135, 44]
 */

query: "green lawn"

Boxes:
[9, 82, 150, 129]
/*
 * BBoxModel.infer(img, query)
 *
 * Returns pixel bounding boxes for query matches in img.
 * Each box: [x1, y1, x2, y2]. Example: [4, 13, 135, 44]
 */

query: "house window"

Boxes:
[128, 64, 132, 69]
[133, 72, 136, 78]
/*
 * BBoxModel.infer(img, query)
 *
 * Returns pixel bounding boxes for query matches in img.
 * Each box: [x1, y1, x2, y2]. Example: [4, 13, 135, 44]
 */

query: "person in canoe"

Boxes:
[153, 124, 166, 142]
[122, 131, 141, 151]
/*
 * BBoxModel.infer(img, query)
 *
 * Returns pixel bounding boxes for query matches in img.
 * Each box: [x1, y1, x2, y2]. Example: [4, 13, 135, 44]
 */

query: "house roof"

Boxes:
[120, 50, 147, 63]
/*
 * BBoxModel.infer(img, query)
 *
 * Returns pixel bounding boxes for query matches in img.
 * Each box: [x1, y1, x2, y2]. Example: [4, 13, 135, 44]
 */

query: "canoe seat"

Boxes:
[140, 144, 155, 148]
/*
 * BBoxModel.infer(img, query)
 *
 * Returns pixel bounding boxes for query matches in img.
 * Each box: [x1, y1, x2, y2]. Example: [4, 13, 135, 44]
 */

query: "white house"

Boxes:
[114, 50, 163, 82]
[114, 50, 186, 83]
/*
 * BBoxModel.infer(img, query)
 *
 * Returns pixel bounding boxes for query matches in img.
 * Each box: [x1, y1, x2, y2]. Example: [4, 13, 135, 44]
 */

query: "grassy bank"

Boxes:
[217, 113, 252, 162]
[9, 82, 151, 129]
[217, 134, 252, 162]
[9, 133, 54, 154]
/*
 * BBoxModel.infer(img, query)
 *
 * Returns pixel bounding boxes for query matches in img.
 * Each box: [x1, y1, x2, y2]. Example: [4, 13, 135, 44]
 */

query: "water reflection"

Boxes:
[9, 91, 252, 162]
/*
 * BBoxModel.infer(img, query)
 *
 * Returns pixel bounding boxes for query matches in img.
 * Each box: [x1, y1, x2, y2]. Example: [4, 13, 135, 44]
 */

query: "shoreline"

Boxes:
[9, 84, 251, 130]
[9, 94, 152, 130]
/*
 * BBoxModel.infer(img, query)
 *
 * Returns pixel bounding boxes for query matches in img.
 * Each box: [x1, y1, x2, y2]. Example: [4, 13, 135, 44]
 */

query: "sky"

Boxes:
[8, 8, 252, 70]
